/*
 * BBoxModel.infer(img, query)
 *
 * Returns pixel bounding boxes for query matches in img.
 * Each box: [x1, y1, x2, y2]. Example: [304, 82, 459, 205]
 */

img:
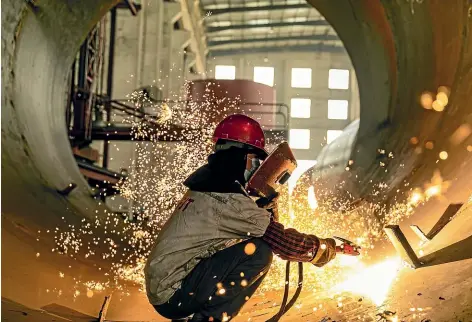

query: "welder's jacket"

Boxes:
[144, 185, 270, 305]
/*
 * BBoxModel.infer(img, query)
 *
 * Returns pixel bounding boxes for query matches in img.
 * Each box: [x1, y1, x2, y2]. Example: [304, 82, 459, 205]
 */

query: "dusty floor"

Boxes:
[233, 259, 472, 322]
[3, 258, 472, 322]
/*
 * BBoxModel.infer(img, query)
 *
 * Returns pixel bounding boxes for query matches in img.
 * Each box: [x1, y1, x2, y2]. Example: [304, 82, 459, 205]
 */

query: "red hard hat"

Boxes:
[213, 114, 267, 154]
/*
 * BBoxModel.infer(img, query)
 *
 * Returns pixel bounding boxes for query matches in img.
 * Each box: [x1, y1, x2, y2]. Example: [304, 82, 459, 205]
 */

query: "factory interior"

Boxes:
[1, 0, 472, 321]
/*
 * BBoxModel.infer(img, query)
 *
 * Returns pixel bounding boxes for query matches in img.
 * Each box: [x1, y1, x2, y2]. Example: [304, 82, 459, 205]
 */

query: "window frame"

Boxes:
[327, 99, 349, 120]
[289, 129, 311, 149]
[290, 98, 312, 119]
[291, 67, 312, 89]
[215, 65, 236, 80]
[328, 68, 350, 90]
[253, 66, 275, 87]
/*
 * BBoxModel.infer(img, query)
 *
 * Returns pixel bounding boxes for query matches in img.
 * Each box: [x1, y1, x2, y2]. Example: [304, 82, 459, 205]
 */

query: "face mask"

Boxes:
[244, 157, 261, 182]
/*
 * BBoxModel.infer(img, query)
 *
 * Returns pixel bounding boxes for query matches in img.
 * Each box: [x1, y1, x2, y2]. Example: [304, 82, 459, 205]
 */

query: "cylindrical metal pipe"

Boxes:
[74, 41, 88, 134]
[103, 7, 117, 168]
[66, 60, 76, 131]
[127, 1, 147, 221]
[155, 0, 164, 84]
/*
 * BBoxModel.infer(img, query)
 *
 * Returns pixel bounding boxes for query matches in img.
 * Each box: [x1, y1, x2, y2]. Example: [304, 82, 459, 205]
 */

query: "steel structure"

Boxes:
[201, 0, 344, 55]
[67, 2, 142, 197]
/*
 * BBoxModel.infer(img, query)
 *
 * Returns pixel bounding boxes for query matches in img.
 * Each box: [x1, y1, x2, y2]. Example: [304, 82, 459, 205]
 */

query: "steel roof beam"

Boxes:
[205, 3, 311, 15]
[116, 0, 141, 16]
[208, 34, 339, 47]
[209, 44, 345, 56]
[207, 20, 329, 33]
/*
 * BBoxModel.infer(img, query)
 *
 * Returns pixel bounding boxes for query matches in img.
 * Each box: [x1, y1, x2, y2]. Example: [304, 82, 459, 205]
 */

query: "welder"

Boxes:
[145, 114, 337, 322]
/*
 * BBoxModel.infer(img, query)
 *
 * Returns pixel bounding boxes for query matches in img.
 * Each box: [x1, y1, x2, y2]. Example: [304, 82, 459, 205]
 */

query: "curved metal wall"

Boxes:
[311, 120, 360, 202]
[0, 0, 139, 318]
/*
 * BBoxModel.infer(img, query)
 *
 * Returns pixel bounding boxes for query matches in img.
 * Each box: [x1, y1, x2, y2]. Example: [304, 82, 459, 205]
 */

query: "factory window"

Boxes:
[289, 129, 310, 149]
[248, 19, 270, 25]
[286, 17, 309, 23]
[328, 100, 349, 119]
[215, 65, 236, 80]
[290, 98, 311, 118]
[291, 68, 312, 88]
[253, 66, 274, 87]
[328, 69, 350, 89]
[326, 130, 343, 144]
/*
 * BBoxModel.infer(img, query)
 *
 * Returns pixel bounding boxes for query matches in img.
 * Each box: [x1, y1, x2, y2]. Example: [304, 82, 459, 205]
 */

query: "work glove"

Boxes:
[256, 194, 279, 222]
[310, 238, 337, 267]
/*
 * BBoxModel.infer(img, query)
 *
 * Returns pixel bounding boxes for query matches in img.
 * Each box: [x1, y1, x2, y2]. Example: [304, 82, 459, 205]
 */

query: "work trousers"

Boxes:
[154, 238, 273, 321]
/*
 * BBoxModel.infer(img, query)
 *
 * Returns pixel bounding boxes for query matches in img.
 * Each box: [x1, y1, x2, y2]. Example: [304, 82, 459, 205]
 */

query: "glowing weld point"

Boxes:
[332, 257, 402, 305]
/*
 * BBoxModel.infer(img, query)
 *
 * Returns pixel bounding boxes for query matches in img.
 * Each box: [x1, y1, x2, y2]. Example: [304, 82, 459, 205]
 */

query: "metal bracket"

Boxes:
[116, 0, 142, 16]
[384, 225, 422, 269]
[98, 295, 112, 322]
[410, 203, 463, 242]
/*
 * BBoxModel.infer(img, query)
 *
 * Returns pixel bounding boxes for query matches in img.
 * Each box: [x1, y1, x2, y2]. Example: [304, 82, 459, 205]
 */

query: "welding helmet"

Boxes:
[213, 114, 268, 158]
[246, 142, 297, 199]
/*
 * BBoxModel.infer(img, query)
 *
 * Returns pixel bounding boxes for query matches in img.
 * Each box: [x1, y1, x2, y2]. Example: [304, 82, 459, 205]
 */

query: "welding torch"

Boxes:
[334, 236, 361, 256]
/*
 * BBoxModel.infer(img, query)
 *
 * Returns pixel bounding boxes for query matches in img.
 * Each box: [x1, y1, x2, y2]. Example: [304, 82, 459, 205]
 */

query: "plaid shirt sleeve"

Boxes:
[262, 221, 320, 262]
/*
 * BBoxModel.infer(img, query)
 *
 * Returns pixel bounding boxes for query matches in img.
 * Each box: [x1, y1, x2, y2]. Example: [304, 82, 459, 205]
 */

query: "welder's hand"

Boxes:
[311, 238, 337, 267]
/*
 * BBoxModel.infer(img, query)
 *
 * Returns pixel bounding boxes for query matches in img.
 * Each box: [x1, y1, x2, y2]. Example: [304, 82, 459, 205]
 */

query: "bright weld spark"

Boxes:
[332, 257, 402, 306]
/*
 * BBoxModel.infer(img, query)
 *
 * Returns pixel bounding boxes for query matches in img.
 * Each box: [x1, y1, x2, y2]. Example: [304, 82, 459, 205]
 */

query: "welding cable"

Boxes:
[266, 261, 303, 322]
[284, 262, 303, 312]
